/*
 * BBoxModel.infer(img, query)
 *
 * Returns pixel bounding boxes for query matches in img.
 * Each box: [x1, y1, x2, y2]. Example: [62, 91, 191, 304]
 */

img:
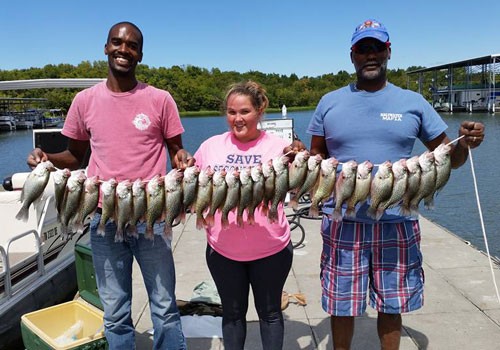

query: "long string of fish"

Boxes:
[15, 144, 454, 243]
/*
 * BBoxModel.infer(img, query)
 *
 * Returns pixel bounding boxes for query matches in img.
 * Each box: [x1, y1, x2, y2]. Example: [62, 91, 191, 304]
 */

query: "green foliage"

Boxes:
[0, 62, 419, 112]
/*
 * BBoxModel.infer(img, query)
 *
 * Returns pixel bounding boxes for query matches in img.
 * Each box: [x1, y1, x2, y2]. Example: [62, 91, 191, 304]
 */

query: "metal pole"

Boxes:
[493, 56, 497, 114]
[449, 68, 453, 114]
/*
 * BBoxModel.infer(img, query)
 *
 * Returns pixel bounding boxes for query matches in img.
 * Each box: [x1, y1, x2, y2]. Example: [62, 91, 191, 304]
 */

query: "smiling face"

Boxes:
[350, 38, 391, 89]
[226, 93, 263, 143]
[104, 23, 143, 77]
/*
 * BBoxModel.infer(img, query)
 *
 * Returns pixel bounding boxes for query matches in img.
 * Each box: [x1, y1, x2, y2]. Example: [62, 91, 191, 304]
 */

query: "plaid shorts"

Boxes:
[320, 217, 424, 316]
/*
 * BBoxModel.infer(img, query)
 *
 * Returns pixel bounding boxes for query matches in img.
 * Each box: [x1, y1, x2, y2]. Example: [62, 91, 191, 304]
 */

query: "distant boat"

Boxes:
[41, 109, 64, 128]
[0, 115, 16, 131]
[15, 120, 33, 130]
[433, 101, 452, 112]
[21, 109, 44, 129]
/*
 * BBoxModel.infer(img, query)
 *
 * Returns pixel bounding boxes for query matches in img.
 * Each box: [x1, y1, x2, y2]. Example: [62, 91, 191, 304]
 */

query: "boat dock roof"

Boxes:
[0, 78, 104, 91]
[406, 54, 500, 113]
[408, 54, 500, 74]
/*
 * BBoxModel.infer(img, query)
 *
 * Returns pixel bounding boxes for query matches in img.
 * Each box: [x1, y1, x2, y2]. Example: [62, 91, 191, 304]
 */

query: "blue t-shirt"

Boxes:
[306, 82, 447, 222]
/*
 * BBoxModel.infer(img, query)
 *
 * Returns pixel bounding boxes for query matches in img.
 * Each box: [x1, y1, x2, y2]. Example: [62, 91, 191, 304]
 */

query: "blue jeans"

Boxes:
[90, 214, 186, 350]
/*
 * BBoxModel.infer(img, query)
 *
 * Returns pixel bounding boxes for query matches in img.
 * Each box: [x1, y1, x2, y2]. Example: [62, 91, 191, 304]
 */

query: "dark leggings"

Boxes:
[206, 242, 293, 350]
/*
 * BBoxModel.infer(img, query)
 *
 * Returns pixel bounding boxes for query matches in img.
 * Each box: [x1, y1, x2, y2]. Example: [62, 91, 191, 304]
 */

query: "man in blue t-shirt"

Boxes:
[307, 18, 485, 349]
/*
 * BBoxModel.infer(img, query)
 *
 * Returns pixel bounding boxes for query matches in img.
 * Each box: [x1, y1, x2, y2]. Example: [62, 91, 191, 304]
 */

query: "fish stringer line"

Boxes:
[468, 145, 500, 304]
[445, 134, 465, 147]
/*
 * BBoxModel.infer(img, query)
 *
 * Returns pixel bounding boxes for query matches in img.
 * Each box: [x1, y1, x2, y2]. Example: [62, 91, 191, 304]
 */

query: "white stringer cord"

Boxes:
[468, 145, 500, 304]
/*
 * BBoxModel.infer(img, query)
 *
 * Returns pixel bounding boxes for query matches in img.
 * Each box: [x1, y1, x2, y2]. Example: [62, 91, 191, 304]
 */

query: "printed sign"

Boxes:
[258, 118, 294, 143]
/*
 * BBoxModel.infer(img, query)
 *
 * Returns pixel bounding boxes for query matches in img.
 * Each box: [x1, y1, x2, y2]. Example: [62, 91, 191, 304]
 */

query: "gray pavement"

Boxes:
[131, 211, 500, 349]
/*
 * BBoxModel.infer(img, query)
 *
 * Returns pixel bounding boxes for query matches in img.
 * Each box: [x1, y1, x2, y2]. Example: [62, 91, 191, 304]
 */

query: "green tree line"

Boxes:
[0, 61, 425, 114]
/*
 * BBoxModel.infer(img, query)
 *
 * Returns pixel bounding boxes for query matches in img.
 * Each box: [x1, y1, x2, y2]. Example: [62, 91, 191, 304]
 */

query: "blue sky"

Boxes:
[2, 0, 499, 78]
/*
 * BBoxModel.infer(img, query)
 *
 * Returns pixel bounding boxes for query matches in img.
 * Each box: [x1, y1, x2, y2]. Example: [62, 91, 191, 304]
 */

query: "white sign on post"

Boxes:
[281, 104, 287, 118]
[258, 118, 294, 143]
[258, 117, 295, 204]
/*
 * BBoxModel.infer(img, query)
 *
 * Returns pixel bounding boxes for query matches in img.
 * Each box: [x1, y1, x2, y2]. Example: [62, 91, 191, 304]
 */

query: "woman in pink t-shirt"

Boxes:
[194, 81, 303, 350]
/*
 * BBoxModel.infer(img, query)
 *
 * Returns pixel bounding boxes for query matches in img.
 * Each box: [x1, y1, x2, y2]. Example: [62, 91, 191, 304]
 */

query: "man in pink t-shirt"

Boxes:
[27, 22, 190, 350]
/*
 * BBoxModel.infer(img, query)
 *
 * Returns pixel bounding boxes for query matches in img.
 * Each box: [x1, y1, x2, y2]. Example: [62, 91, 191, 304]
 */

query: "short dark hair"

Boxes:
[107, 21, 143, 52]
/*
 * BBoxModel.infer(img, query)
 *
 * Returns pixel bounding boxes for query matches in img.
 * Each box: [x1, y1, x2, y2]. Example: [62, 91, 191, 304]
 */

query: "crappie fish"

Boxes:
[409, 151, 436, 215]
[221, 168, 240, 229]
[268, 155, 289, 223]
[400, 156, 421, 216]
[145, 175, 165, 240]
[97, 178, 118, 236]
[424, 143, 452, 209]
[309, 157, 339, 217]
[345, 160, 373, 219]
[288, 150, 310, 191]
[247, 164, 265, 225]
[182, 165, 200, 213]
[129, 179, 147, 238]
[195, 167, 214, 229]
[71, 175, 100, 235]
[115, 180, 133, 242]
[164, 169, 184, 239]
[366, 161, 393, 220]
[237, 167, 253, 227]
[332, 160, 358, 222]
[261, 160, 275, 217]
[375, 159, 408, 220]
[14, 147, 459, 232]
[16, 161, 54, 222]
[205, 169, 227, 227]
[289, 154, 322, 210]
[60, 170, 87, 239]
[53, 168, 71, 219]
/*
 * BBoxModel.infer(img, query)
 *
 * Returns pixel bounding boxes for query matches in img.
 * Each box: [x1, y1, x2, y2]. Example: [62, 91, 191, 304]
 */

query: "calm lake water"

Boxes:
[1, 111, 499, 257]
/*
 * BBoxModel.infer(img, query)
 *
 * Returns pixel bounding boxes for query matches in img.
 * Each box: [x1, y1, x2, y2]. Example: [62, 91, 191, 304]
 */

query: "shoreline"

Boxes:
[179, 106, 315, 117]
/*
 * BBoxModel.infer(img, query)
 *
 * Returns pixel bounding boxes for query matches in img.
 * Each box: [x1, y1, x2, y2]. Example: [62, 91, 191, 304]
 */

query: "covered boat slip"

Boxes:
[0, 79, 104, 131]
[407, 54, 500, 113]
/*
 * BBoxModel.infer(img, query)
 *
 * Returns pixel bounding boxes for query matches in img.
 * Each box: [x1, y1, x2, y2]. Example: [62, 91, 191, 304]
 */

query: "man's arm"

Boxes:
[310, 135, 329, 159]
[165, 134, 194, 170]
[27, 138, 90, 170]
[424, 121, 484, 169]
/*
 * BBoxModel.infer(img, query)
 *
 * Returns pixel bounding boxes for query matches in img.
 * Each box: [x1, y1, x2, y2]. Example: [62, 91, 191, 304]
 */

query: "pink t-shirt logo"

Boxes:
[133, 113, 151, 131]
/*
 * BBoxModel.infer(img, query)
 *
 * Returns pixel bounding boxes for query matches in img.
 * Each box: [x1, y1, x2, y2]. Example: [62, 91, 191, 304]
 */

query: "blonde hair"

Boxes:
[223, 81, 269, 114]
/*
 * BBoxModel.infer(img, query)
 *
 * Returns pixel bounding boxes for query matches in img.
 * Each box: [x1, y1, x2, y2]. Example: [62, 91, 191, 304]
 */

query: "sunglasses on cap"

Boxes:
[351, 41, 390, 55]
